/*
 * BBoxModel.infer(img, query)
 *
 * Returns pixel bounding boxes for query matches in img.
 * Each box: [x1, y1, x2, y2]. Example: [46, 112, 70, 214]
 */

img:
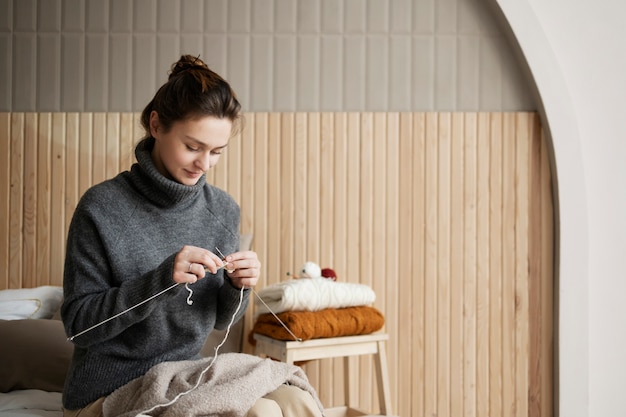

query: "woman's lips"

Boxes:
[184, 169, 203, 178]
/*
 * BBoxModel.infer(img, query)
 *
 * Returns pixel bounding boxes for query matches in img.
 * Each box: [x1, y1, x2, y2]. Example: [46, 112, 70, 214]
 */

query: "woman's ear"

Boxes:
[149, 111, 160, 137]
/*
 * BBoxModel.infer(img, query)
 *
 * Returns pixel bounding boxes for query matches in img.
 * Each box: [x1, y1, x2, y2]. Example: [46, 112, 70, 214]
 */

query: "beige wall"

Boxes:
[1, 0, 534, 112]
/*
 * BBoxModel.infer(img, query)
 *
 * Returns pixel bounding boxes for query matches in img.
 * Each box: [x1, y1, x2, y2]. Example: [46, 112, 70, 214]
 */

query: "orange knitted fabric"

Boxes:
[249, 306, 385, 344]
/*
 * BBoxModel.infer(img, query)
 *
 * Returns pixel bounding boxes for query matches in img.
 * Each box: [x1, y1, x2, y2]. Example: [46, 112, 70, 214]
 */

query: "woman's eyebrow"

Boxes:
[185, 135, 229, 151]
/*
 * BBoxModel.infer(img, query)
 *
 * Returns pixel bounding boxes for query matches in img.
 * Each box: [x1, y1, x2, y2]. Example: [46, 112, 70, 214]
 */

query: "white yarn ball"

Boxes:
[300, 261, 321, 278]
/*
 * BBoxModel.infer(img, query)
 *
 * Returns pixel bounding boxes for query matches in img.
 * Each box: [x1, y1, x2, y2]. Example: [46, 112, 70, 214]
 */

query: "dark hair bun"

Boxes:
[169, 55, 209, 79]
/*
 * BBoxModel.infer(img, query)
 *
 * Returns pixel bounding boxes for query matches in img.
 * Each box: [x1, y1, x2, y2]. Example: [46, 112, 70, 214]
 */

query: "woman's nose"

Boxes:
[195, 152, 212, 171]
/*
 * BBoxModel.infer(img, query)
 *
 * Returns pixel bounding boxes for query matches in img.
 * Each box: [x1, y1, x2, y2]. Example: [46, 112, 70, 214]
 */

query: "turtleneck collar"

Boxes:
[129, 137, 206, 207]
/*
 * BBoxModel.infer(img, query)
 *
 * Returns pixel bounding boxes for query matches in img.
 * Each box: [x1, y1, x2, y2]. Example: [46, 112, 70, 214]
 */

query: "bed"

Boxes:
[0, 286, 67, 417]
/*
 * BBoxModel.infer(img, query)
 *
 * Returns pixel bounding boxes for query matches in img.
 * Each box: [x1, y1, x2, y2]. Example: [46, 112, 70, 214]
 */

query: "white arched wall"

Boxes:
[494, 1, 626, 416]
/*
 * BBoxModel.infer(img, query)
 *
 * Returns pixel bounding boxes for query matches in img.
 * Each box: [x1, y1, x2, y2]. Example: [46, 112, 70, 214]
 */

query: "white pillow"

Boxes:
[0, 286, 63, 320]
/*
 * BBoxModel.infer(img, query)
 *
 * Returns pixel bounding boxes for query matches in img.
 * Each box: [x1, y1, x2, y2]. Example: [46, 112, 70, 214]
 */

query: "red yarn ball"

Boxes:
[321, 268, 337, 281]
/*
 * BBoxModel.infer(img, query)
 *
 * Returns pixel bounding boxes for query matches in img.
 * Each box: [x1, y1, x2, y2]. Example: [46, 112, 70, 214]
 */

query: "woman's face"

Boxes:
[149, 111, 233, 186]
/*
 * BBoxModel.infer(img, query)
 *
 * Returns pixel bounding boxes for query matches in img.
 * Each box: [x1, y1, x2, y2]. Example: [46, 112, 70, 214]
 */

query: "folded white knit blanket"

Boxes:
[103, 353, 324, 417]
[255, 277, 376, 317]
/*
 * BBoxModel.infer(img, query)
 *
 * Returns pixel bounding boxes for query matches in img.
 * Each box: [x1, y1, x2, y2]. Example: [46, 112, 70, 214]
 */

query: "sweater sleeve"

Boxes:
[61, 195, 182, 348]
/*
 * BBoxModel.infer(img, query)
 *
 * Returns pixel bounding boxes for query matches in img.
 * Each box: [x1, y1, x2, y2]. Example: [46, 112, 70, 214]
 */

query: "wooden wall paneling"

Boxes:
[292, 113, 308, 271]
[489, 112, 503, 416]
[437, 112, 452, 417]
[330, 111, 349, 408]
[305, 112, 322, 396]
[346, 112, 361, 284]
[92, 113, 107, 186]
[78, 113, 93, 198]
[239, 113, 256, 355]
[65, 113, 79, 252]
[119, 113, 135, 173]
[463, 112, 478, 417]
[279, 113, 295, 282]
[319, 112, 338, 406]
[475, 112, 491, 417]
[106, 114, 120, 180]
[516, 113, 531, 417]
[50, 113, 66, 286]
[385, 112, 400, 413]
[0, 113, 10, 288]
[450, 112, 465, 417]
[266, 113, 282, 287]
[239, 113, 256, 241]
[540, 127, 554, 417]
[1, 111, 554, 417]
[319, 113, 336, 271]
[36, 113, 52, 286]
[396, 112, 414, 417]
[9, 113, 25, 289]
[411, 112, 427, 417]
[23, 113, 38, 289]
[252, 113, 269, 289]
[528, 112, 542, 417]
[358, 112, 374, 412]
[0, 115, 8, 286]
[501, 113, 517, 415]
[424, 111, 439, 416]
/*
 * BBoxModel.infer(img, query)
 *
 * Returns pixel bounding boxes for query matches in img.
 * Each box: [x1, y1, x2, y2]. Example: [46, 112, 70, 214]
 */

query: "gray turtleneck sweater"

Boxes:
[61, 138, 249, 410]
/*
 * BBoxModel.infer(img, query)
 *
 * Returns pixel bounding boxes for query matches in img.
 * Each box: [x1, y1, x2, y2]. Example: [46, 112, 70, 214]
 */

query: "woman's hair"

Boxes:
[140, 55, 242, 139]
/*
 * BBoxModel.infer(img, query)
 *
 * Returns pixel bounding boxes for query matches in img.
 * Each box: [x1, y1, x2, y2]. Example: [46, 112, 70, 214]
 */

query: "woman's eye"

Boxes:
[186, 145, 199, 152]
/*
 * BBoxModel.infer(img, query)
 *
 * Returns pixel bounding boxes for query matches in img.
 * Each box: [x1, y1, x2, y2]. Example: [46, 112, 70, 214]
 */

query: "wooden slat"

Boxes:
[501, 112, 516, 415]
[279, 113, 295, 280]
[437, 112, 451, 417]
[23, 113, 38, 289]
[9, 113, 24, 289]
[411, 112, 427, 417]
[92, 113, 106, 185]
[463, 112, 478, 417]
[36, 114, 52, 285]
[106, 114, 120, 180]
[489, 112, 503, 417]
[424, 112, 439, 416]
[539, 126, 554, 417]
[385, 112, 400, 413]
[78, 113, 93, 197]
[65, 113, 79, 243]
[1, 113, 12, 288]
[515, 113, 530, 417]
[1, 112, 554, 417]
[476, 112, 491, 417]
[396, 112, 413, 417]
[50, 113, 65, 286]
[450, 112, 464, 417]
[359, 112, 375, 411]
[320, 112, 338, 406]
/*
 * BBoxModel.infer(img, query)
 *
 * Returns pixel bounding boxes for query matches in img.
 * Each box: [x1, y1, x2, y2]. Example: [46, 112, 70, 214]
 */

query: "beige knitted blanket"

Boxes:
[102, 353, 325, 417]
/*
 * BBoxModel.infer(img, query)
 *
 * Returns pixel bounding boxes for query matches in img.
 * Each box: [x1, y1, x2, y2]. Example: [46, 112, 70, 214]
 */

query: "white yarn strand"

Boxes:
[67, 282, 182, 341]
[135, 285, 246, 417]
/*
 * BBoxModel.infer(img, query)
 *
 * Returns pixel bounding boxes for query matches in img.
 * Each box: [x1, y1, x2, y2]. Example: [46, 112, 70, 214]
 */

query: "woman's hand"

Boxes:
[173, 245, 225, 284]
[222, 251, 261, 289]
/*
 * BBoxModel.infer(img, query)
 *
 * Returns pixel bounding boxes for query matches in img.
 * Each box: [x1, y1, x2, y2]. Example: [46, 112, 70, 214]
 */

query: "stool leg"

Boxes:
[374, 340, 393, 415]
[343, 356, 353, 409]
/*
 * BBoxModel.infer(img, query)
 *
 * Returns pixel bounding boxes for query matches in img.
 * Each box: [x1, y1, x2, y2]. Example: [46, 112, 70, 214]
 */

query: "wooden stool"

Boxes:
[253, 332, 395, 417]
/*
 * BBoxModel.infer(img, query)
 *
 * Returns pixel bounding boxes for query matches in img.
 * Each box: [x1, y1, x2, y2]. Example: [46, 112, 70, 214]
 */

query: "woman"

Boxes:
[61, 55, 322, 417]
